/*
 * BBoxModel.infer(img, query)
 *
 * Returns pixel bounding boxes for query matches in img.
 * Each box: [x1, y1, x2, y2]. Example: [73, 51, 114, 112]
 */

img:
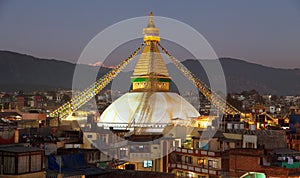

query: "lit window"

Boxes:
[197, 158, 204, 165]
[143, 160, 152, 168]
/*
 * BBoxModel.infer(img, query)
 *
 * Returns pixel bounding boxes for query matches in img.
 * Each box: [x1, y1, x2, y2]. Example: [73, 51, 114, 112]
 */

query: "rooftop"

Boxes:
[225, 128, 285, 136]
[0, 145, 43, 153]
[273, 148, 300, 155]
[0, 111, 21, 118]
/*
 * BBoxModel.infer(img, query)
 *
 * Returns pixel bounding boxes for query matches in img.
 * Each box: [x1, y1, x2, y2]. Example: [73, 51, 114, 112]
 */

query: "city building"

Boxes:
[0, 144, 45, 178]
[168, 127, 291, 178]
[229, 148, 300, 178]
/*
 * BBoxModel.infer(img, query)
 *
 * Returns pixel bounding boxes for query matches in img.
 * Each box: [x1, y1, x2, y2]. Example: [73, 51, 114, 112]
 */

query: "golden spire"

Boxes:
[133, 12, 168, 77]
[131, 12, 171, 92]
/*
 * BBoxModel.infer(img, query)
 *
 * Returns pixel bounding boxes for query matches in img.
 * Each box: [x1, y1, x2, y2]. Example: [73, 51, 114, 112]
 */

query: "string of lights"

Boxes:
[49, 43, 145, 119]
[157, 42, 241, 115]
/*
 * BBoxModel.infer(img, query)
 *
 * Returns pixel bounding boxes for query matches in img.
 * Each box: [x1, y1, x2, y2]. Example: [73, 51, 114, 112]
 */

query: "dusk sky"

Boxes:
[0, 0, 299, 68]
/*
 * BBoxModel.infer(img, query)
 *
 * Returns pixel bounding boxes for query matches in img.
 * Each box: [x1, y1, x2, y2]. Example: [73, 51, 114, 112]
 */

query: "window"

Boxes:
[3, 156, 15, 174]
[174, 140, 180, 148]
[100, 135, 107, 143]
[197, 158, 205, 166]
[120, 148, 128, 158]
[176, 155, 182, 162]
[208, 159, 218, 168]
[130, 145, 150, 153]
[143, 160, 152, 168]
[30, 154, 42, 172]
[18, 156, 30, 173]
[246, 142, 255, 148]
[195, 141, 200, 148]
[185, 156, 192, 164]
[87, 134, 93, 139]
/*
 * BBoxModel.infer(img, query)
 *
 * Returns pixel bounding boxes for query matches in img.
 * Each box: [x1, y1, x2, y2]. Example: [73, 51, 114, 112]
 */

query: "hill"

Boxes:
[182, 58, 300, 95]
[0, 50, 299, 95]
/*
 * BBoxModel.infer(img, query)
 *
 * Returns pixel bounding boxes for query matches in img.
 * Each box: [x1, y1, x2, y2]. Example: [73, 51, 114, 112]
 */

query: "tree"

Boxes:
[227, 94, 243, 111]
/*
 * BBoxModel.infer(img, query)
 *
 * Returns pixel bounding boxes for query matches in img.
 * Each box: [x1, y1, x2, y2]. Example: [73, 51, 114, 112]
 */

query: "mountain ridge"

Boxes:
[0, 50, 299, 95]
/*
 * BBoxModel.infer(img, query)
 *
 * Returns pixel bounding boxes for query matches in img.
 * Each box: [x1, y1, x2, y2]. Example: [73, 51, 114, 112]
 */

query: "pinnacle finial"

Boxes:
[143, 11, 160, 41]
[147, 12, 155, 28]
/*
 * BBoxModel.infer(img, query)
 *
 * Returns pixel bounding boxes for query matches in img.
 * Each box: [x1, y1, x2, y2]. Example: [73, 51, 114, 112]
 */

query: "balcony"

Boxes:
[171, 147, 222, 157]
[168, 162, 224, 176]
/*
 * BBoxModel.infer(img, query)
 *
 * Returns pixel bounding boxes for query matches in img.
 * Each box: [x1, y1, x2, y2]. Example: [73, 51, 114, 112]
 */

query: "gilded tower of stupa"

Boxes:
[131, 12, 171, 92]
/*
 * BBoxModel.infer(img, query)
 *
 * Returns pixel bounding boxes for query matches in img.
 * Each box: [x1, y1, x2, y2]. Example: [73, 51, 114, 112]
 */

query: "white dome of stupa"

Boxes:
[98, 92, 200, 127]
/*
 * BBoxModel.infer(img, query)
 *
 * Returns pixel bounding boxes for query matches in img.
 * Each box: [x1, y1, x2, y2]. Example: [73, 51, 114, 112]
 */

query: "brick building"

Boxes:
[229, 148, 300, 178]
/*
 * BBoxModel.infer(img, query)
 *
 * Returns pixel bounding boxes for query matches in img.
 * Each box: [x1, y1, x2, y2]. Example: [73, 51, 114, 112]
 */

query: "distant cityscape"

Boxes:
[2, 86, 300, 178]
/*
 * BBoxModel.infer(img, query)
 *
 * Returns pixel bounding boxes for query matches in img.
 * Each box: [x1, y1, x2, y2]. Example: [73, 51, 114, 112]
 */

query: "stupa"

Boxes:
[98, 12, 200, 132]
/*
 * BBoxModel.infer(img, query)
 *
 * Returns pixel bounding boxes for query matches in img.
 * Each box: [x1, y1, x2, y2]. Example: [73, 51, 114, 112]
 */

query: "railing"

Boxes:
[271, 161, 300, 168]
[97, 122, 171, 129]
[168, 162, 223, 176]
[130, 152, 152, 158]
[170, 147, 222, 157]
